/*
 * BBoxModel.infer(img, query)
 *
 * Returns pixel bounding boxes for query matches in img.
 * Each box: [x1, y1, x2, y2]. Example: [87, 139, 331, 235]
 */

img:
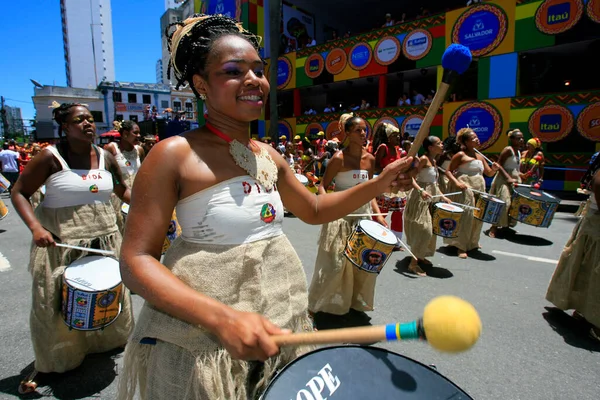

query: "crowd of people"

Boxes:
[1, 13, 598, 400]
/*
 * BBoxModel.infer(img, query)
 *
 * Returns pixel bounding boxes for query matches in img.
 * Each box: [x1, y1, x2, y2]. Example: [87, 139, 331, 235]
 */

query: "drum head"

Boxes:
[358, 219, 398, 245]
[295, 174, 309, 185]
[434, 202, 464, 213]
[514, 186, 559, 204]
[261, 345, 471, 399]
[64, 256, 121, 291]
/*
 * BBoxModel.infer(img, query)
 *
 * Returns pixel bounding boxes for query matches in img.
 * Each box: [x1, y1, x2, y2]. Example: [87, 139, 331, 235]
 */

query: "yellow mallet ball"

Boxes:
[422, 295, 481, 353]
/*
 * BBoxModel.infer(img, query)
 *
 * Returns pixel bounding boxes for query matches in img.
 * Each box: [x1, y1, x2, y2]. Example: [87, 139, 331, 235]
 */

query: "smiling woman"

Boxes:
[116, 14, 413, 400]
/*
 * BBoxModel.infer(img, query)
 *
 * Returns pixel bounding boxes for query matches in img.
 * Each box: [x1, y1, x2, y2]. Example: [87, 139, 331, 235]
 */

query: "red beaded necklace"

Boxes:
[205, 122, 256, 149]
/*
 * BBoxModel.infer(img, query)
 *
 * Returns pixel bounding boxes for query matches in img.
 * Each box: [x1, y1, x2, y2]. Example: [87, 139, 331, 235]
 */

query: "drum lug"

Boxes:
[428, 364, 437, 371]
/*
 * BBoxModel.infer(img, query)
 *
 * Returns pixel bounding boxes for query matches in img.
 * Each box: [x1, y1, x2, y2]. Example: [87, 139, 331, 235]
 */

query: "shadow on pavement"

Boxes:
[542, 307, 600, 353]
[0, 348, 123, 399]
[314, 309, 373, 333]
[394, 257, 454, 279]
[504, 231, 553, 246]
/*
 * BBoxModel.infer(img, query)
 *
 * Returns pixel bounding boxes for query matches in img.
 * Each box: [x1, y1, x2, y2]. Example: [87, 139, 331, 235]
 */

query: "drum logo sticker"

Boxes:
[576, 102, 600, 141]
[260, 203, 276, 223]
[98, 291, 117, 308]
[89, 184, 99, 193]
[452, 4, 508, 57]
[361, 250, 386, 273]
[166, 220, 179, 241]
[535, 0, 584, 34]
[439, 219, 457, 237]
[528, 105, 573, 142]
[293, 363, 341, 399]
[76, 297, 88, 306]
[518, 204, 533, 220]
[125, 160, 132, 167]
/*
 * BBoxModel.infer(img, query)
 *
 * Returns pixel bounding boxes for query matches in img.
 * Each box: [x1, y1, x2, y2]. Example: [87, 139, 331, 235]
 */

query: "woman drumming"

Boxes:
[488, 129, 524, 238]
[105, 120, 144, 232]
[520, 137, 544, 187]
[404, 136, 451, 276]
[117, 15, 412, 400]
[308, 115, 387, 317]
[10, 103, 134, 394]
[443, 128, 499, 259]
[546, 155, 600, 341]
[373, 122, 405, 249]
[438, 136, 461, 193]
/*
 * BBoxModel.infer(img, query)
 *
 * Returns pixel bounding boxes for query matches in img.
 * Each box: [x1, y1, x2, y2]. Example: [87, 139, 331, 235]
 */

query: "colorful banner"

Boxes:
[449, 101, 503, 150]
[402, 29, 433, 61]
[206, 0, 241, 20]
[282, 2, 315, 49]
[576, 102, 600, 141]
[535, 0, 584, 34]
[528, 105, 574, 142]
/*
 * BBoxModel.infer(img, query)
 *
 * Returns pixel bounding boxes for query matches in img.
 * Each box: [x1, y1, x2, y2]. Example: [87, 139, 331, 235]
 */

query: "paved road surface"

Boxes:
[0, 194, 598, 399]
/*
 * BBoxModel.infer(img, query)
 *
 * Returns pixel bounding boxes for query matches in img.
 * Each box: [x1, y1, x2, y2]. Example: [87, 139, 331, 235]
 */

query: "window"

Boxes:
[113, 92, 122, 102]
[142, 94, 151, 104]
[130, 115, 138, 122]
[185, 102, 194, 119]
[90, 111, 103, 123]
[115, 114, 124, 121]
[161, 100, 169, 108]
[128, 93, 137, 103]
[173, 101, 182, 111]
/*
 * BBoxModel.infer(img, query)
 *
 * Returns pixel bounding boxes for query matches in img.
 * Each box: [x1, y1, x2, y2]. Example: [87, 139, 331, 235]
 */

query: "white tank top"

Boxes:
[457, 160, 484, 176]
[503, 148, 520, 171]
[416, 166, 438, 183]
[113, 144, 142, 178]
[176, 176, 284, 245]
[334, 170, 369, 191]
[42, 146, 113, 208]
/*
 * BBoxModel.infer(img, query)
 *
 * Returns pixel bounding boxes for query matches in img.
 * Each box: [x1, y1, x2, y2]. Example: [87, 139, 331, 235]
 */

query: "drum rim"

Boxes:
[514, 186, 560, 204]
[260, 344, 473, 398]
[434, 202, 464, 212]
[357, 219, 398, 245]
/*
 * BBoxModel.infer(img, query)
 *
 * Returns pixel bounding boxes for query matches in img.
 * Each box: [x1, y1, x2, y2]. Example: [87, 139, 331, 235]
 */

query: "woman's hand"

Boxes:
[491, 162, 500, 172]
[32, 227, 55, 247]
[420, 190, 432, 200]
[507, 178, 516, 185]
[376, 215, 388, 228]
[376, 157, 414, 192]
[441, 196, 452, 204]
[457, 181, 468, 190]
[213, 309, 290, 361]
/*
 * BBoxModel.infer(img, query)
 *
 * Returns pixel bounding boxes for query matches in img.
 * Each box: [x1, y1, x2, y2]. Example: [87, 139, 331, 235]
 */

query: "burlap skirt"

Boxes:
[30, 203, 133, 373]
[438, 173, 451, 194]
[489, 169, 521, 228]
[444, 174, 486, 252]
[308, 203, 377, 315]
[404, 182, 441, 259]
[545, 210, 600, 328]
[29, 188, 44, 210]
[111, 173, 135, 234]
[118, 234, 314, 400]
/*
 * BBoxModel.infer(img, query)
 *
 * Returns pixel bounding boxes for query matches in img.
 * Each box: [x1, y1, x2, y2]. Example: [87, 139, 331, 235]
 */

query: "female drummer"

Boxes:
[488, 129, 524, 238]
[308, 115, 387, 317]
[404, 136, 451, 276]
[373, 122, 405, 250]
[10, 103, 134, 394]
[116, 15, 412, 400]
[105, 120, 145, 232]
[437, 136, 461, 193]
[520, 137, 544, 187]
[443, 128, 499, 259]
[546, 156, 600, 341]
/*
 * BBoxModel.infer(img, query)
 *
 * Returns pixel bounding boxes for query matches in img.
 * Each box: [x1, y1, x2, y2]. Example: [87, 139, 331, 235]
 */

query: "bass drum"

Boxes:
[261, 345, 472, 399]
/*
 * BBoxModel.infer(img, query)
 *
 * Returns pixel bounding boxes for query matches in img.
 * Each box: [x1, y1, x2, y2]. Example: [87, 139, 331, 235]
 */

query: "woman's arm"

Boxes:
[105, 151, 131, 203]
[445, 152, 468, 190]
[10, 149, 56, 247]
[368, 157, 387, 227]
[536, 151, 545, 181]
[477, 153, 499, 177]
[592, 170, 600, 210]
[374, 144, 387, 173]
[137, 145, 146, 163]
[496, 147, 515, 182]
[411, 156, 432, 200]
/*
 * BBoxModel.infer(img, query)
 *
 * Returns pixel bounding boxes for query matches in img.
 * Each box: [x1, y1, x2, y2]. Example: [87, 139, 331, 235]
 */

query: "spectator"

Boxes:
[349, 104, 360, 111]
[396, 12, 407, 24]
[343, 31, 351, 38]
[412, 90, 425, 105]
[382, 13, 395, 27]
[306, 36, 316, 47]
[424, 93, 434, 104]
[304, 106, 317, 115]
[0, 142, 21, 191]
[360, 99, 370, 110]
[324, 104, 336, 113]
[330, 31, 338, 42]
[397, 93, 411, 106]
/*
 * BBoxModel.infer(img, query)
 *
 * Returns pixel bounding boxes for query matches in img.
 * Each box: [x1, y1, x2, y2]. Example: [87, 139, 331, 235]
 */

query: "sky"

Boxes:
[0, 0, 165, 123]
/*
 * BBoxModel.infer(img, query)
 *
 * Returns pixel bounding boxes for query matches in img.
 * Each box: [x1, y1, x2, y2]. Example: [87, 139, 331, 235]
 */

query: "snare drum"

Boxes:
[295, 174, 309, 186]
[0, 173, 10, 194]
[431, 203, 463, 238]
[162, 210, 182, 254]
[509, 186, 560, 227]
[61, 256, 123, 331]
[344, 220, 397, 273]
[261, 345, 472, 399]
[0, 199, 8, 220]
[473, 192, 506, 225]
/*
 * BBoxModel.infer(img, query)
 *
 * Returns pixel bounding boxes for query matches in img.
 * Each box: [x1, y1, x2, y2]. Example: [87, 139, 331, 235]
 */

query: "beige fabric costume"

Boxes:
[546, 208, 600, 328]
[30, 202, 133, 373]
[490, 148, 521, 228]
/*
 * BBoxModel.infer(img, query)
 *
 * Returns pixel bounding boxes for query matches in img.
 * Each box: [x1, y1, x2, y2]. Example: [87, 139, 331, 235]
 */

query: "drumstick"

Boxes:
[347, 213, 388, 217]
[407, 44, 472, 158]
[474, 149, 493, 165]
[514, 183, 532, 188]
[273, 295, 481, 353]
[430, 191, 462, 198]
[54, 243, 115, 256]
[470, 188, 488, 195]
[437, 166, 447, 173]
[450, 202, 480, 211]
[397, 238, 418, 261]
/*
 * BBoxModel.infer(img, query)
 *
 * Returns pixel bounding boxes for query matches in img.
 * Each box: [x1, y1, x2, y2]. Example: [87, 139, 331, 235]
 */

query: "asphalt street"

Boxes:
[0, 193, 598, 399]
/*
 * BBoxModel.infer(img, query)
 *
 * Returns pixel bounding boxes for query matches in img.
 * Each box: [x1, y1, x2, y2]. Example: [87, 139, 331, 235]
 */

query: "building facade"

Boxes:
[60, 0, 115, 89]
[156, 59, 164, 84]
[32, 86, 107, 140]
[159, 0, 196, 85]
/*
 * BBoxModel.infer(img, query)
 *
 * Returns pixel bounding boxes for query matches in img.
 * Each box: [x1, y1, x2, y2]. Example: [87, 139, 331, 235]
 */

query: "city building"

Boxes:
[4, 105, 25, 137]
[159, 0, 195, 85]
[165, 0, 185, 11]
[171, 86, 198, 121]
[60, 0, 115, 89]
[156, 59, 164, 84]
[32, 85, 107, 140]
[97, 81, 172, 125]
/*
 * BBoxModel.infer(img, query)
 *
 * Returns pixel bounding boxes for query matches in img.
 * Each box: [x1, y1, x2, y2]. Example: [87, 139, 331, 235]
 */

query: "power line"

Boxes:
[4, 98, 33, 105]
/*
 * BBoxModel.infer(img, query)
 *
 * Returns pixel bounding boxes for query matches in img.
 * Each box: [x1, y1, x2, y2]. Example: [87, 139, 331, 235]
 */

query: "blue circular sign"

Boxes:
[278, 120, 292, 139]
[451, 102, 502, 150]
[277, 57, 292, 89]
[453, 4, 507, 57]
[349, 43, 372, 70]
